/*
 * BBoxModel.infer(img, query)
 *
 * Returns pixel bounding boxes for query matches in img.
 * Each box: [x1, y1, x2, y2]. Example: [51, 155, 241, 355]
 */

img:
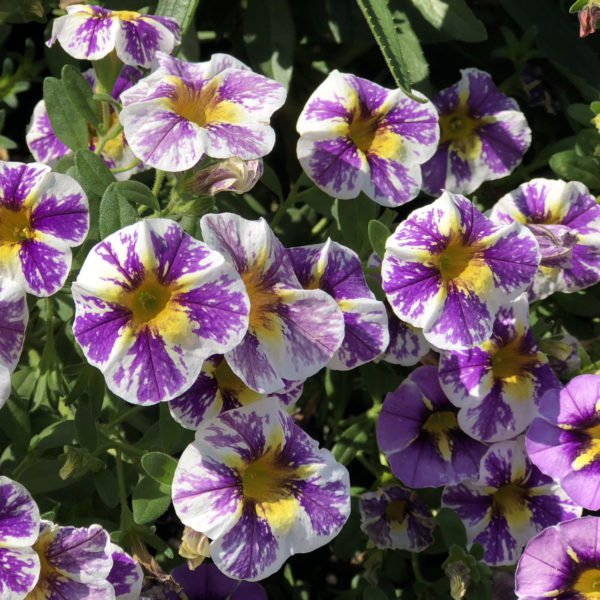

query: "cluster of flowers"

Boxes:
[1, 2, 600, 598]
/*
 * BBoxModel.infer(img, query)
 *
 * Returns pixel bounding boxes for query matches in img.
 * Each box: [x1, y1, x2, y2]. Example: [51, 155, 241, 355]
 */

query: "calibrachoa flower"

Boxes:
[515, 516, 600, 599]
[377, 366, 487, 488]
[46, 5, 180, 68]
[382, 191, 540, 350]
[185, 157, 263, 196]
[421, 68, 531, 196]
[358, 485, 435, 551]
[0, 278, 28, 408]
[442, 439, 581, 566]
[0, 476, 41, 600]
[168, 562, 267, 600]
[107, 544, 143, 600]
[120, 52, 286, 172]
[489, 178, 600, 300]
[172, 399, 350, 581]
[200, 212, 344, 394]
[438, 295, 560, 443]
[169, 354, 303, 430]
[0, 161, 89, 297]
[526, 375, 600, 510]
[296, 70, 439, 207]
[289, 239, 389, 370]
[27, 521, 113, 599]
[72, 219, 250, 405]
[26, 67, 144, 180]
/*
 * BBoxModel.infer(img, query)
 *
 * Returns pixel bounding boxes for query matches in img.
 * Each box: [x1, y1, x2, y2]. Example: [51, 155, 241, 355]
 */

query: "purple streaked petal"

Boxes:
[108, 544, 143, 600]
[0, 162, 49, 210]
[18, 240, 71, 297]
[0, 476, 40, 547]
[204, 121, 274, 161]
[0, 547, 40, 600]
[0, 279, 27, 373]
[363, 153, 421, 207]
[26, 101, 70, 166]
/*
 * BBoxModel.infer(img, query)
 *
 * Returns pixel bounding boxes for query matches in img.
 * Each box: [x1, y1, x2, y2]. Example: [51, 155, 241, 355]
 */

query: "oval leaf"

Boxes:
[141, 451, 177, 486]
[132, 476, 172, 525]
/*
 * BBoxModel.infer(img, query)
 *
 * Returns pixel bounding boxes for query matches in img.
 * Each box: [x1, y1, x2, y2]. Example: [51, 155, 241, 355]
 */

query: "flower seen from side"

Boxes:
[382, 191, 540, 351]
[442, 439, 581, 566]
[72, 219, 250, 405]
[377, 366, 487, 488]
[571, 0, 600, 36]
[489, 178, 600, 300]
[421, 68, 531, 196]
[172, 399, 350, 581]
[0, 161, 88, 297]
[119, 52, 286, 172]
[185, 157, 263, 196]
[526, 374, 600, 511]
[168, 354, 303, 430]
[438, 295, 560, 443]
[0, 476, 41, 600]
[200, 212, 344, 394]
[289, 239, 389, 370]
[46, 5, 180, 68]
[296, 70, 439, 207]
[358, 485, 435, 551]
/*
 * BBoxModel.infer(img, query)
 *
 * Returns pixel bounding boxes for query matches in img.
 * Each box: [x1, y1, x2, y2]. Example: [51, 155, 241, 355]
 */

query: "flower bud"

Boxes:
[186, 157, 263, 196]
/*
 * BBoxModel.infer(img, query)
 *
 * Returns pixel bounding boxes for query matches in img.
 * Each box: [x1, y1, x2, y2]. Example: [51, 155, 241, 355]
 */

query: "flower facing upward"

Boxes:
[296, 70, 439, 207]
[46, 5, 180, 68]
[421, 68, 531, 196]
[72, 219, 250, 405]
[119, 53, 286, 172]
[382, 191, 540, 351]
[172, 399, 350, 581]
[0, 162, 88, 297]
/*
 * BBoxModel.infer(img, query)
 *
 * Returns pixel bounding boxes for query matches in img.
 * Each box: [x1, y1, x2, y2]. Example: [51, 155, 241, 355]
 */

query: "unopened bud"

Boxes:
[186, 157, 263, 196]
[445, 561, 470, 600]
[179, 526, 210, 570]
[527, 223, 577, 269]
[59, 447, 103, 480]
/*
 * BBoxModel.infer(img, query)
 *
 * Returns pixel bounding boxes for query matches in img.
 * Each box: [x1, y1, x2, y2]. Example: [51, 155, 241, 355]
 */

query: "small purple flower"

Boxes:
[358, 485, 435, 551]
[47, 5, 180, 68]
[526, 375, 600, 510]
[289, 239, 389, 370]
[0, 161, 88, 297]
[443, 439, 581, 566]
[172, 399, 350, 581]
[422, 68, 531, 196]
[438, 295, 560, 443]
[120, 53, 286, 172]
[72, 219, 250, 405]
[382, 191, 540, 350]
[377, 366, 487, 488]
[515, 517, 600, 599]
[489, 178, 600, 300]
[296, 70, 439, 207]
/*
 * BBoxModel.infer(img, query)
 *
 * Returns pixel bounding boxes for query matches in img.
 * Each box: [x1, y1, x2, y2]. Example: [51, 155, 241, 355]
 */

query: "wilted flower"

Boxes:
[120, 53, 286, 172]
[178, 527, 210, 570]
[172, 399, 350, 581]
[72, 219, 250, 405]
[421, 68, 531, 196]
[46, 5, 180, 67]
[296, 70, 439, 207]
[572, 0, 600, 36]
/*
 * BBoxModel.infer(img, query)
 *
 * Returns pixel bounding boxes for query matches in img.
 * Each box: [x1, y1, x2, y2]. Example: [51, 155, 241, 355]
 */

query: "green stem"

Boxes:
[412, 552, 426, 584]
[152, 170, 166, 197]
[94, 122, 123, 156]
[115, 450, 132, 530]
[111, 157, 141, 174]
[106, 405, 144, 429]
[270, 179, 315, 229]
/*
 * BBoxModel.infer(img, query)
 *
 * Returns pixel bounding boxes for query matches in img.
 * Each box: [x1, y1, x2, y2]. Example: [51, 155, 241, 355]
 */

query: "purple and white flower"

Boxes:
[358, 485, 435, 551]
[289, 239, 389, 370]
[172, 399, 350, 581]
[442, 439, 581, 566]
[185, 157, 263, 196]
[382, 191, 540, 350]
[120, 53, 286, 172]
[377, 366, 487, 488]
[107, 544, 143, 600]
[422, 68, 531, 196]
[47, 5, 180, 68]
[200, 213, 344, 394]
[0, 162, 88, 297]
[438, 295, 560, 443]
[72, 219, 250, 405]
[489, 178, 600, 300]
[296, 70, 439, 207]
[526, 374, 600, 510]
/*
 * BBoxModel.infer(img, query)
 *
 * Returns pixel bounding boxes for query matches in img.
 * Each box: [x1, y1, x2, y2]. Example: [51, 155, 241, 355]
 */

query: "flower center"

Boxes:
[438, 109, 484, 160]
[126, 275, 172, 326]
[492, 482, 528, 516]
[490, 338, 537, 382]
[172, 78, 237, 128]
[213, 357, 260, 410]
[434, 238, 479, 285]
[572, 568, 600, 599]
[112, 10, 141, 22]
[241, 268, 279, 332]
[422, 410, 458, 461]
[384, 499, 408, 523]
[348, 110, 379, 153]
[0, 206, 34, 244]
[572, 422, 600, 471]
[27, 526, 57, 599]
[241, 450, 294, 504]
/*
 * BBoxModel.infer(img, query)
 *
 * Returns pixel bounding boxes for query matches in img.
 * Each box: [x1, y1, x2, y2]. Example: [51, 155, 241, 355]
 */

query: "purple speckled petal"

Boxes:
[0, 546, 40, 600]
[0, 278, 28, 373]
[26, 101, 70, 166]
[108, 544, 143, 600]
[0, 476, 40, 547]
[0, 162, 50, 210]
[363, 154, 422, 207]
[204, 121, 274, 161]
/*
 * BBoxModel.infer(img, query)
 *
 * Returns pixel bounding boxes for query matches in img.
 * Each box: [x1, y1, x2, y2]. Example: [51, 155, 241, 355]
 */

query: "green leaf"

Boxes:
[155, 0, 200, 36]
[20, 458, 71, 495]
[408, 0, 487, 43]
[336, 195, 379, 257]
[132, 476, 172, 525]
[74, 149, 116, 201]
[0, 398, 30, 450]
[159, 403, 193, 454]
[61, 64, 101, 128]
[243, 0, 295, 89]
[29, 420, 77, 451]
[570, 0, 589, 12]
[112, 180, 159, 210]
[141, 451, 177, 486]
[549, 150, 600, 190]
[555, 291, 600, 317]
[368, 220, 391, 259]
[94, 469, 120, 508]
[260, 162, 283, 202]
[436, 507, 468, 549]
[75, 405, 97, 452]
[54, 155, 75, 174]
[43, 77, 89, 151]
[332, 416, 372, 465]
[567, 103, 594, 126]
[363, 586, 389, 600]
[99, 182, 139, 239]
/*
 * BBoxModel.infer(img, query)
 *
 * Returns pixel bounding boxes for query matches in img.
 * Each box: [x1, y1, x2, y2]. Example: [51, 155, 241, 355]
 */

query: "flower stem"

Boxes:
[152, 169, 166, 197]
[110, 157, 141, 174]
